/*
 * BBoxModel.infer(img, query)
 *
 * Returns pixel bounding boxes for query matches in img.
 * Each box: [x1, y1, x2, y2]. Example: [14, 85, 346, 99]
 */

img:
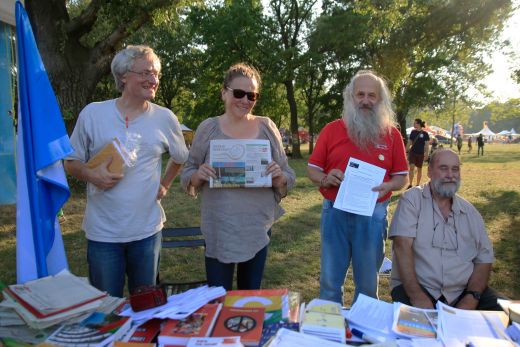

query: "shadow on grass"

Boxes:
[473, 190, 520, 298]
[460, 151, 520, 164]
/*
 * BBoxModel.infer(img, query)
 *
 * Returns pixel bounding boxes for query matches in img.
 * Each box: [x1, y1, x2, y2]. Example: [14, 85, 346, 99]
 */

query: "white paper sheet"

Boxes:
[436, 302, 506, 342]
[333, 157, 386, 216]
[347, 294, 396, 339]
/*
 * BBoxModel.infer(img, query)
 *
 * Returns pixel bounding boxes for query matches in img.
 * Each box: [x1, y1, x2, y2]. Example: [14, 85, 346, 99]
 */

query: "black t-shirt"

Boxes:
[409, 130, 430, 154]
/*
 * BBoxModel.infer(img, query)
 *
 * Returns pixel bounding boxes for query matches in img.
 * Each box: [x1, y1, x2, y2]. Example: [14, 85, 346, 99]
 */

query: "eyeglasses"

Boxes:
[226, 86, 259, 101]
[431, 206, 458, 251]
[127, 70, 162, 80]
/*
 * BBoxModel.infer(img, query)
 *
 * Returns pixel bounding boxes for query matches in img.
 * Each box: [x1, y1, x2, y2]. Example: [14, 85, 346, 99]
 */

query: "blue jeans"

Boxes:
[205, 230, 271, 291]
[87, 232, 162, 297]
[319, 199, 389, 305]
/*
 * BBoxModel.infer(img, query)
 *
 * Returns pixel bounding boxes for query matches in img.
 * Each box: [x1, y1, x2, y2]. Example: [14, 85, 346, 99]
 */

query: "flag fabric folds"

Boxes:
[15, 1, 74, 283]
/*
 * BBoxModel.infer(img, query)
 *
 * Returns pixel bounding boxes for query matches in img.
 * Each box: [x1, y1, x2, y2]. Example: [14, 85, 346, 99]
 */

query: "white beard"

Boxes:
[431, 178, 461, 198]
[344, 103, 389, 150]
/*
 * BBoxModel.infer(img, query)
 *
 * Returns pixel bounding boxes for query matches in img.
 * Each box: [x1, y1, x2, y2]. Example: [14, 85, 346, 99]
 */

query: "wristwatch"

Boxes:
[464, 290, 482, 300]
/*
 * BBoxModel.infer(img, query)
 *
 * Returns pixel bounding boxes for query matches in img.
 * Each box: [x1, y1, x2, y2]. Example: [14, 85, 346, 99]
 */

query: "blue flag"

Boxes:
[15, 1, 74, 283]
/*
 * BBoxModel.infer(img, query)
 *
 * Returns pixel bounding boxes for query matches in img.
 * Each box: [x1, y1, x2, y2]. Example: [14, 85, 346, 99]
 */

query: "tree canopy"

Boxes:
[26, 0, 516, 152]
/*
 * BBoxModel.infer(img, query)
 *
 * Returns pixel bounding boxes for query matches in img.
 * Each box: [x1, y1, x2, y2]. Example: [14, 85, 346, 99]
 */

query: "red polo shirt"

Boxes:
[308, 119, 408, 202]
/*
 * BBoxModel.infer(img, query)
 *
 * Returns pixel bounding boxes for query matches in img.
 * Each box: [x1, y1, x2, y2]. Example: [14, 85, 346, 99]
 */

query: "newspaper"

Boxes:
[209, 139, 272, 188]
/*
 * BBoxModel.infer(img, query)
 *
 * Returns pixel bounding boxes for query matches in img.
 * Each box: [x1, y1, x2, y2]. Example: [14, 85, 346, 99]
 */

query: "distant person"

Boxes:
[477, 133, 485, 157]
[428, 136, 439, 163]
[390, 149, 501, 310]
[181, 63, 295, 290]
[467, 136, 473, 153]
[307, 70, 408, 305]
[64, 45, 189, 297]
[407, 118, 430, 189]
[456, 134, 463, 154]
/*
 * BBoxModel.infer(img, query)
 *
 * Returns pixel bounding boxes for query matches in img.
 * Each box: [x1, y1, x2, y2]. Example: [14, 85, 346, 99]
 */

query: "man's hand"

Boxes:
[156, 184, 169, 200]
[321, 168, 344, 188]
[372, 175, 408, 198]
[372, 181, 393, 199]
[88, 156, 123, 190]
[410, 292, 435, 309]
[455, 294, 479, 310]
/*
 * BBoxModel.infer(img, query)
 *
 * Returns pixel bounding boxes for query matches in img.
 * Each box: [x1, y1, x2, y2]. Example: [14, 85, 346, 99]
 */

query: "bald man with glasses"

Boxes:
[389, 149, 502, 310]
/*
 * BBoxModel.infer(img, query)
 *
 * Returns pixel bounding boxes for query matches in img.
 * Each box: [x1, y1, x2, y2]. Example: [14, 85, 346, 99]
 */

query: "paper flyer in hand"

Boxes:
[209, 139, 272, 188]
[333, 157, 386, 216]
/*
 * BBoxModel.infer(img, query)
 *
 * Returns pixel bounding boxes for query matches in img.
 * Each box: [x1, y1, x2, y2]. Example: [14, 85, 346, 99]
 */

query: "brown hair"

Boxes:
[223, 63, 262, 91]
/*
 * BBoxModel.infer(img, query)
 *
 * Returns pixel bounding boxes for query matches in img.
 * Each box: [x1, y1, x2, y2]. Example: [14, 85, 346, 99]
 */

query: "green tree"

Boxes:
[26, 0, 185, 128]
[312, 0, 513, 138]
[265, 0, 320, 158]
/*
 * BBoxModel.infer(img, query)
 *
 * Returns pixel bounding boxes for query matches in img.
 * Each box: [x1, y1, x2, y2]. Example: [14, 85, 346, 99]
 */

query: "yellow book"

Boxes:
[86, 138, 125, 174]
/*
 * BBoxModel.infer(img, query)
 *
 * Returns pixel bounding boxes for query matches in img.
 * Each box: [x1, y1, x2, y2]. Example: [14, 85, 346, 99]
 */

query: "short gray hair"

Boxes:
[429, 148, 459, 167]
[111, 45, 161, 92]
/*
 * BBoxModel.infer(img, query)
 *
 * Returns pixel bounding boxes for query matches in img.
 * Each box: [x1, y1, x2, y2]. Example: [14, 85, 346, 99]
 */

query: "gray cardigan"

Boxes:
[180, 116, 295, 263]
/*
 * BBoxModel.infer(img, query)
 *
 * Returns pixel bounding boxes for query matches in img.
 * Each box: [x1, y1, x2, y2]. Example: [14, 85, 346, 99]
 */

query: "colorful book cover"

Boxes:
[224, 289, 288, 325]
[258, 321, 299, 347]
[45, 311, 132, 346]
[128, 318, 163, 343]
[158, 303, 222, 346]
[212, 306, 265, 346]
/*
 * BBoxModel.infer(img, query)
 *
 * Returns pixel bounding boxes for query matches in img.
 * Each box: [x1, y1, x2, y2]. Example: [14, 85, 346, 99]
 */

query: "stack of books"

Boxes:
[0, 270, 128, 345]
[300, 299, 346, 344]
[1, 270, 110, 330]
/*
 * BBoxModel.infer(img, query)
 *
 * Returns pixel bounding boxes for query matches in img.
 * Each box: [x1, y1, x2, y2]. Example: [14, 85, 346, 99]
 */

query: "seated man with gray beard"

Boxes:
[390, 148, 501, 310]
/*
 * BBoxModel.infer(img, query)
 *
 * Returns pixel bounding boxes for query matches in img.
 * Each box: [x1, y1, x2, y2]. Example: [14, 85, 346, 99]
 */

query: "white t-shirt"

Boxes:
[68, 99, 188, 242]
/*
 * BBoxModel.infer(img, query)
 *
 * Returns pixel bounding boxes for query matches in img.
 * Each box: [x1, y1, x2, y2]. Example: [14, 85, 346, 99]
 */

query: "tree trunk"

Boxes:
[26, 1, 112, 133]
[396, 109, 408, 144]
[284, 80, 302, 159]
[308, 111, 314, 155]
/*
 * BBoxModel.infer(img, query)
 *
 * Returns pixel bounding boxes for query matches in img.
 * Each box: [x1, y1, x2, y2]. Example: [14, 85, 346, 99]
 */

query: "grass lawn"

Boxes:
[1, 143, 519, 305]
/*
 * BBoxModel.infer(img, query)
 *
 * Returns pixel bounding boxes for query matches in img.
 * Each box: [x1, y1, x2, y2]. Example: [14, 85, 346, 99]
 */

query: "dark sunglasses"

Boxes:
[226, 86, 259, 101]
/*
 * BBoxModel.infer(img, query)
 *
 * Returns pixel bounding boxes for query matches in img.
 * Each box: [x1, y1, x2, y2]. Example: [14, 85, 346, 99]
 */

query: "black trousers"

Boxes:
[391, 284, 503, 311]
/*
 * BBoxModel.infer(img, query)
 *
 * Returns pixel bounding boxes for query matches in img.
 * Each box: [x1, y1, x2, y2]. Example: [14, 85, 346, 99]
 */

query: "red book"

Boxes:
[158, 304, 222, 346]
[129, 318, 163, 343]
[3, 287, 106, 319]
[211, 306, 265, 347]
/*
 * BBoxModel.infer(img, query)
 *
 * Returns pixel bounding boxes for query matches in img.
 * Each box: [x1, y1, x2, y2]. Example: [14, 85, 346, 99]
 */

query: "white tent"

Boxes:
[497, 130, 511, 135]
[180, 124, 192, 132]
[476, 126, 496, 136]
[511, 128, 518, 135]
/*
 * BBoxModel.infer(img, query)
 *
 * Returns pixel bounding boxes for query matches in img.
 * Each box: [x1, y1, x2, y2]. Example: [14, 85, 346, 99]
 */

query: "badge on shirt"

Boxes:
[419, 134, 424, 138]
[375, 144, 388, 150]
[378, 154, 385, 161]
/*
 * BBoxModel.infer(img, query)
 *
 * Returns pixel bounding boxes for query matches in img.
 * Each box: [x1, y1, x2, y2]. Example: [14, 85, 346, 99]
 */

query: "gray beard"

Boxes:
[431, 178, 461, 198]
[344, 105, 388, 150]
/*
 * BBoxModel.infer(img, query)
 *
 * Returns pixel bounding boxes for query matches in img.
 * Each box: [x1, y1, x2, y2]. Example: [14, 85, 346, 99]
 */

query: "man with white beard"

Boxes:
[307, 70, 408, 305]
[389, 149, 501, 310]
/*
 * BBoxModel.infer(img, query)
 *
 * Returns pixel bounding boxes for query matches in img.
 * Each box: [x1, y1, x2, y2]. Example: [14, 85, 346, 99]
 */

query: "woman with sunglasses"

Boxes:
[181, 63, 295, 290]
